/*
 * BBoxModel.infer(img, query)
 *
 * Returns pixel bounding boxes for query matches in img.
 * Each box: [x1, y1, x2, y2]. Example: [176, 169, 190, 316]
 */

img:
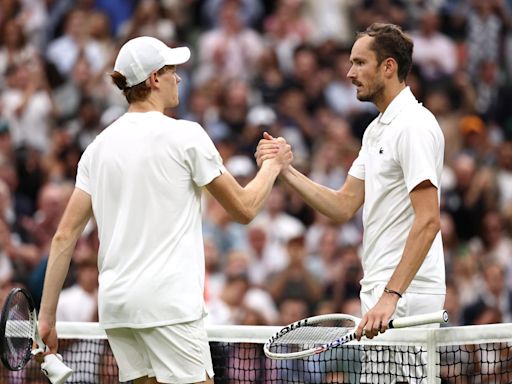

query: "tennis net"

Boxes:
[1, 322, 511, 383]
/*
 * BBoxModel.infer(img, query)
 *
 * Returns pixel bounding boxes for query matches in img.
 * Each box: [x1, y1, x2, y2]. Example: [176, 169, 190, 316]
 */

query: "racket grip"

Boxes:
[389, 310, 448, 329]
[41, 354, 73, 384]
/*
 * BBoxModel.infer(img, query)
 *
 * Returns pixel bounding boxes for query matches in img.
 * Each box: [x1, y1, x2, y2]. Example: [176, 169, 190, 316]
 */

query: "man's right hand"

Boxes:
[255, 132, 293, 171]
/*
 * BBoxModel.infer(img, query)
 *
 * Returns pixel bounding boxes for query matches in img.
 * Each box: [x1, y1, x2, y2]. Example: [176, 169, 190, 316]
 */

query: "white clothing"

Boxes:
[1, 88, 53, 152]
[348, 87, 445, 295]
[251, 212, 305, 274]
[76, 111, 225, 329]
[411, 32, 458, 80]
[106, 319, 214, 383]
[46, 36, 104, 76]
[56, 285, 96, 322]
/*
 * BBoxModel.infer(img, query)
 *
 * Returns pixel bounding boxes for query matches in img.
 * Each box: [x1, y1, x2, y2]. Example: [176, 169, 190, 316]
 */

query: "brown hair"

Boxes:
[110, 65, 173, 103]
[357, 23, 413, 82]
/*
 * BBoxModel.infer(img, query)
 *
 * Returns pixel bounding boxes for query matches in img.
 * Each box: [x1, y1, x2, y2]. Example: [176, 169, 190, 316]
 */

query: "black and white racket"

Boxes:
[264, 309, 448, 360]
[0, 287, 73, 383]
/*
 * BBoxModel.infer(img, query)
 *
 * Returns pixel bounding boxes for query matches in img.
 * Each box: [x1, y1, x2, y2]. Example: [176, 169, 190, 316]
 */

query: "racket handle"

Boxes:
[389, 310, 449, 329]
[41, 354, 73, 384]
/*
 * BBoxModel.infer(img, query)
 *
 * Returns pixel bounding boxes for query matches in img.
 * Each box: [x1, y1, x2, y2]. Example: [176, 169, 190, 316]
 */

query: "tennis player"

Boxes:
[38, 36, 292, 384]
[257, 23, 445, 383]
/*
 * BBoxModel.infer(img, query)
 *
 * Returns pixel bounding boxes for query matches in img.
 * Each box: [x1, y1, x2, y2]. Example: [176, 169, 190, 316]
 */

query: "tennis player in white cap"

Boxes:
[38, 36, 292, 384]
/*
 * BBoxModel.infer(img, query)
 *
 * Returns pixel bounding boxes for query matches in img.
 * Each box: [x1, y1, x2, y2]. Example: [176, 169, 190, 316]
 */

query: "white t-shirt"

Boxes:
[76, 111, 225, 329]
[348, 87, 445, 294]
[1, 88, 53, 152]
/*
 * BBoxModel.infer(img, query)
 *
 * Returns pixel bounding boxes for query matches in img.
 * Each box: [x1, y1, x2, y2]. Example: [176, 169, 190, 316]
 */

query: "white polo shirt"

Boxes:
[348, 87, 445, 294]
[76, 111, 225, 329]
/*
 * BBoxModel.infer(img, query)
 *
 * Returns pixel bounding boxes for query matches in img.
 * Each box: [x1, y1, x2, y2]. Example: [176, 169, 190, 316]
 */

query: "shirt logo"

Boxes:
[379, 147, 384, 154]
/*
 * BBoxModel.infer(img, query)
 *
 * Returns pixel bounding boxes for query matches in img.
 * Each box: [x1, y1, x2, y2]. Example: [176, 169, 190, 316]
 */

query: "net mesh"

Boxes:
[0, 322, 511, 383]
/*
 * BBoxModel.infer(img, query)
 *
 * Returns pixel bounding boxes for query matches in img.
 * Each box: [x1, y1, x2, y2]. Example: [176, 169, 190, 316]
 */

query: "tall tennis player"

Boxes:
[38, 36, 292, 384]
[257, 23, 445, 383]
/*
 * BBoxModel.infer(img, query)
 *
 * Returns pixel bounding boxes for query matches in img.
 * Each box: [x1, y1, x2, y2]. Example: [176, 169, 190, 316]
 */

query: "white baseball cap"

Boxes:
[114, 36, 191, 87]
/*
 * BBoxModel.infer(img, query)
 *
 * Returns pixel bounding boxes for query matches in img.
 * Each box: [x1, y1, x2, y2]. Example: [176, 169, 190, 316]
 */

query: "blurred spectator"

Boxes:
[465, 0, 503, 78]
[56, 255, 98, 322]
[200, 0, 265, 30]
[306, 224, 340, 282]
[303, 0, 355, 45]
[45, 8, 105, 77]
[353, 0, 409, 31]
[267, 233, 323, 311]
[459, 114, 496, 166]
[424, 88, 463, 164]
[462, 262, 512, 324]
[263, 0, 313, 74]
[205, 272, 250, 325]
[118, 0, 176, 43]
[330, 245, 363, 310]
[87, 10, 116, 70]
[251, 185, 305, 272]
[477, 210, 512, 287]
[1, 61, 57, 153]
[277, 296, 310, 325]
[202, 192, 248, 257]
[410, 10, 458, 82]
[196, 0, 265, 85]
[496, 141, 512, 211]
[0, 19, 39, 87]
[21, 181, 72, 255]
[443, 281, 463, 326]
[443, 153, 492, 240]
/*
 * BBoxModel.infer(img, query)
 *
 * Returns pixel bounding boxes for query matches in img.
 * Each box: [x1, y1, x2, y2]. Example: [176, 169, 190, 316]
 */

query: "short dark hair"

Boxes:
[357, 23, 413, 82]
[110, 65, 174, 103]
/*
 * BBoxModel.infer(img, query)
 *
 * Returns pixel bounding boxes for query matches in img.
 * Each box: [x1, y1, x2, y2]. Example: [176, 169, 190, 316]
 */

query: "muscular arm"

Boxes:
[280, 167, 365, 224]
[386, 180, 441, 293]
[255, 133, 364, 223]
[356, 180, 441, 339]
[206, 160, 282, 224]
[39, 188, 93, 351]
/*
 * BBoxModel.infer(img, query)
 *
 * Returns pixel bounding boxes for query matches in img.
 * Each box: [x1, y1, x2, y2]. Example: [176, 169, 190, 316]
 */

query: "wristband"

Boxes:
[384, 287, 402, 298]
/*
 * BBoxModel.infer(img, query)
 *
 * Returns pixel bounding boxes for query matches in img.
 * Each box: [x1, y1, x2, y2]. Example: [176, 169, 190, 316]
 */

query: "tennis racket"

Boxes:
[264, 309, 448, 360]
[0, 287, 73, 383]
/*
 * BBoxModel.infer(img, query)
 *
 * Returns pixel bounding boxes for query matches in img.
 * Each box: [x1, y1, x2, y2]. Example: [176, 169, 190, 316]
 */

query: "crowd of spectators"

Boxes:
[1, 0, 512, 332]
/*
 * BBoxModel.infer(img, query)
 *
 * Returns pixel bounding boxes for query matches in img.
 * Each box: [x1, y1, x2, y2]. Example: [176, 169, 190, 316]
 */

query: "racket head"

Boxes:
[263, 313, 360, 360]
[0, 287, 37, 370]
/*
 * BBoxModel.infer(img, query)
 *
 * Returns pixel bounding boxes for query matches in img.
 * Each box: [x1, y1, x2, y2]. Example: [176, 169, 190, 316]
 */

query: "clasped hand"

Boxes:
[255, 132, 292, 170]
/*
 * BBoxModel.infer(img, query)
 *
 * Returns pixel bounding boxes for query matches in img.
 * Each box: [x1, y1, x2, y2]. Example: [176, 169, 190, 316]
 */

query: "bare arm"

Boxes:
[356, 180, 441, 339]
[256, 133, 364, 223]
[280, 167, 364, 224]
[206, 141, 292, 224]
[38, 188, 93, 352]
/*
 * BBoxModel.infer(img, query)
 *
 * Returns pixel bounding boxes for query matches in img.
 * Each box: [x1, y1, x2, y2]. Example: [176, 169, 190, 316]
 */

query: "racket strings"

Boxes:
[4, 291, 33, 369]
[269, 319, 356, 352]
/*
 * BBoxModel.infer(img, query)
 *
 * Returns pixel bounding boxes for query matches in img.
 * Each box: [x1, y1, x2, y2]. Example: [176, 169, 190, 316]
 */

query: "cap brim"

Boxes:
[163, 46, 191, 66]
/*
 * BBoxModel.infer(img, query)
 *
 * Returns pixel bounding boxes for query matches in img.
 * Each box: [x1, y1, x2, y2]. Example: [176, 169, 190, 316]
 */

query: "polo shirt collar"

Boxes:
[379, 86, 416, 125]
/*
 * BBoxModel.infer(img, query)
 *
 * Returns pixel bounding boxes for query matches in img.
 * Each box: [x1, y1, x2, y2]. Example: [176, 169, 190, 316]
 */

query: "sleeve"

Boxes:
[396, 117, 442, 193]
[184, 124, 226, 187]
[348, 148, 366, 181]
[75, 144, 93, 195]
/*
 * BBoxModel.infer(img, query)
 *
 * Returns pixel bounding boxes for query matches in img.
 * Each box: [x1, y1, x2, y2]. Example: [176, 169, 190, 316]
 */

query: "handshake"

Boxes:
[254, 132, 293, 172]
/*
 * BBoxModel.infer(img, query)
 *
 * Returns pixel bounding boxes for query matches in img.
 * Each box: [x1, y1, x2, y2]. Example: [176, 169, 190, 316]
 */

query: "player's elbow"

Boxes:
[52, 228, 75, 245]
[421, 214, 441, 239]
[228, 207, 255, 224]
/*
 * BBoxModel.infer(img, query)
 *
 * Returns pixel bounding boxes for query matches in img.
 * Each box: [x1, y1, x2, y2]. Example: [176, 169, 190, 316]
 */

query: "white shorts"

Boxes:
[359, 284, 445, 384]
[105, 319, 214, 384]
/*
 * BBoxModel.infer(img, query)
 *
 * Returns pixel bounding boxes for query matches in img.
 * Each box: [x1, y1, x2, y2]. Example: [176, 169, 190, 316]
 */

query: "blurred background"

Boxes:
[0, 0, 511, 329]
